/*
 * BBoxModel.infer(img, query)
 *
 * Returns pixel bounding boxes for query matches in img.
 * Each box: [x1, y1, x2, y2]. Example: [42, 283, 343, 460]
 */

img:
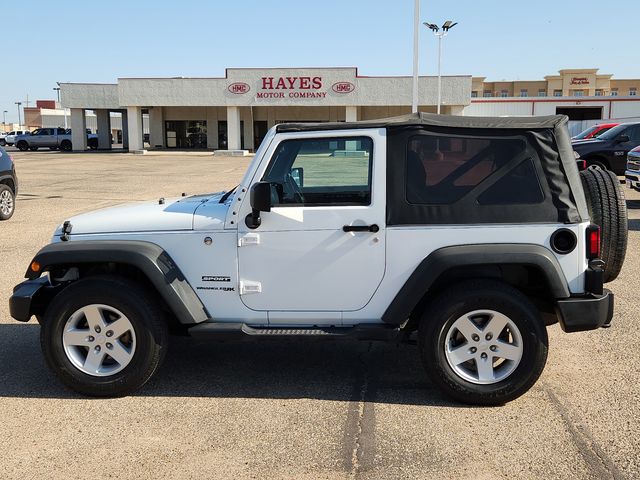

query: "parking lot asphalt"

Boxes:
[0, 150, 638, 479]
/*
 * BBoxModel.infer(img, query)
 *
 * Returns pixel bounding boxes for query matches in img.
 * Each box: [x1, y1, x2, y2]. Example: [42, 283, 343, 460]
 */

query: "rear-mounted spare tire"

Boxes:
[579, 167, 628, 282]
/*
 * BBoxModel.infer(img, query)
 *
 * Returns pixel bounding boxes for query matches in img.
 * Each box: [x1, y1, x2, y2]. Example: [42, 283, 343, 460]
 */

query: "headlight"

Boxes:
[573, 150, 581, 159]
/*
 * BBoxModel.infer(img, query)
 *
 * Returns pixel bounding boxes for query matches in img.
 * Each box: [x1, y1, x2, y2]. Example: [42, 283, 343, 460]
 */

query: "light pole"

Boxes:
[411, 0, 420, 113]
[53, 87, 61, 103]
[15, 102, 22, 128]
[2, 110, 7, 127]
[424, 20, 457, 114]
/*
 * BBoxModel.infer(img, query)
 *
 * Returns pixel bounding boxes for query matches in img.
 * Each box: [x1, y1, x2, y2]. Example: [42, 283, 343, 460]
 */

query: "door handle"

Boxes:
[343, 224, 380, 233]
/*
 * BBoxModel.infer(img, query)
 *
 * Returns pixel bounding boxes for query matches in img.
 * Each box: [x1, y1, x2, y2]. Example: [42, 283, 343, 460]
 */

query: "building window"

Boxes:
[553, 90, 562, 97]
[471, 91, 478, 98]
[538, 89, 546, 97]
[483, 91, 492, 98]
[611, 89, 618, 97]
[572, 90, 584, 97]
[595, 89, 603, 96]
[630, 88, 637, 96]
[519, 89, 528, 97]
[500, 90, 509, 97]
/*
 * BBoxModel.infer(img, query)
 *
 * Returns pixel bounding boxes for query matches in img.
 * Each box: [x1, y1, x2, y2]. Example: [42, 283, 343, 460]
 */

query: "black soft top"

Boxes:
[278, 112, 588, 225]
[276, 112, 569, 133]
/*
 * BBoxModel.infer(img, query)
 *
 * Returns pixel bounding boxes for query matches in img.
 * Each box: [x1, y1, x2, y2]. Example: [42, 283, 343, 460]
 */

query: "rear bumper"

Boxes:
[9, 276, 51, 322]
[625, 170, 640, 191]
[556, 289, 613, 333]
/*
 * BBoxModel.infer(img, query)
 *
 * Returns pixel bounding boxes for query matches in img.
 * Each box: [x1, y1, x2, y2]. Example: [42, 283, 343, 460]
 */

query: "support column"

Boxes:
[267, 108, 277, 130]
[242, 107, 254, 151]
[126, 106, 143, 152]
[121, 110, 129, 149]
[70, 108, 87, 152]
[148, 107, 164, 148]
[206, 107, 219, 149]
[345, 106, 358, 122]
[445, 105, 464, 116]
[227, 106, 241, 150]
[96, 109, 111, 150]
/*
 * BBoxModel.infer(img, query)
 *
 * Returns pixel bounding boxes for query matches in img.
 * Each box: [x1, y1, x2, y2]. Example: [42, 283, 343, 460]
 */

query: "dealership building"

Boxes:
[58, 67, 640, 152]
[59, 68, 471, 152]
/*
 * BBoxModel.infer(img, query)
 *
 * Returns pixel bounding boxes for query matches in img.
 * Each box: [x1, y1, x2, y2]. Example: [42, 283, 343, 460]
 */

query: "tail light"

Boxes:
[586, 224, 601, 259]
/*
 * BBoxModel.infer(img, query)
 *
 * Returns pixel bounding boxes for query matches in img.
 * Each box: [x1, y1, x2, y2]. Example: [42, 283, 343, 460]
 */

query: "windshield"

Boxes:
[598, 124, 629, 141]
[573, 126, 598, 139]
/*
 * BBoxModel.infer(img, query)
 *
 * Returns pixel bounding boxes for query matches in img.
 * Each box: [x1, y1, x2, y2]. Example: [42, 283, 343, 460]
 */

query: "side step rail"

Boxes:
[188, 322, 402, 342]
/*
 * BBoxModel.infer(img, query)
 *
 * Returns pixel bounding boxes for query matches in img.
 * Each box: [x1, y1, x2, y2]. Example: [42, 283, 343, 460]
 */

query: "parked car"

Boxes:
[572, 122, 640, 174]
[572, 122, 618, 140]
[10, 113, 626, 405]
[624, 145, 640, 191]
[14, 128, 98, 151]
[0, 145, 17, 220]
[3, 130, 30, 146]
[0, 131, 7, 146]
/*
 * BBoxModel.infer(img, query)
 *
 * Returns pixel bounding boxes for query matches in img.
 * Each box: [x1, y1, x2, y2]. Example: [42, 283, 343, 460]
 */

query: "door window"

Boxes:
[262, 137, 373, 206]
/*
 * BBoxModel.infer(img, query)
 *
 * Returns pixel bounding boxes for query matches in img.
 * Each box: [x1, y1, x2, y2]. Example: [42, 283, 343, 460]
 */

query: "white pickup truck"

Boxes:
[14, 128, 98, 151]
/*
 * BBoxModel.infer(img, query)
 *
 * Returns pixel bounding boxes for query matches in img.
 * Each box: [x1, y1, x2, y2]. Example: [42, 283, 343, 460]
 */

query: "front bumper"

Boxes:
[9, 276, 52, 322]
[556, 289, 613, 333]
[625, 170, 640, 191]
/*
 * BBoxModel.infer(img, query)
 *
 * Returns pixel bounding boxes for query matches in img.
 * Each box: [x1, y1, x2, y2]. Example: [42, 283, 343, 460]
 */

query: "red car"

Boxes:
[572, 122, 619, 140]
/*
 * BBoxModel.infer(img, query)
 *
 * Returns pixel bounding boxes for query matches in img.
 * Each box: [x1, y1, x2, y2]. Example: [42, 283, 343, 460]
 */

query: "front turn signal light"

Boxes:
[30, 261, 41, 273]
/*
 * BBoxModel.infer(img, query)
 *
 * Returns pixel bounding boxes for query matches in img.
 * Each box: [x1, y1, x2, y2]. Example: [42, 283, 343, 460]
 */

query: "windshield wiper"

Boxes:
[219, 185, 239, 203]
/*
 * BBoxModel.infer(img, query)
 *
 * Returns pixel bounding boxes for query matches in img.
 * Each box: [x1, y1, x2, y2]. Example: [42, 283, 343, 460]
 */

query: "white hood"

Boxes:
[60, 193, 227, 235]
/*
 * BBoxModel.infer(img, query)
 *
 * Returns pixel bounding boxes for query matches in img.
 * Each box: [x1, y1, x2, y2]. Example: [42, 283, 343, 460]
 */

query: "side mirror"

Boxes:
[246, 181, 273, 229]
[617, 134, 630, 144]
[290, 167, 304, 187]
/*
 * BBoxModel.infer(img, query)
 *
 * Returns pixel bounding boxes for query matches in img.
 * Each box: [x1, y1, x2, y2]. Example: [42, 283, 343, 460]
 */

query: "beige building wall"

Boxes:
[476, 68, 636, 98]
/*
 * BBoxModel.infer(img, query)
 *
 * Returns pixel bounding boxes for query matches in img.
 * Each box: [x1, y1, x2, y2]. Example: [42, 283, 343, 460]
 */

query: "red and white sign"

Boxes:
[228, 82, 250, 94]
[332, 82, 355, 94]
[570, 77, 589, 85]
[227, 76, 356, 100]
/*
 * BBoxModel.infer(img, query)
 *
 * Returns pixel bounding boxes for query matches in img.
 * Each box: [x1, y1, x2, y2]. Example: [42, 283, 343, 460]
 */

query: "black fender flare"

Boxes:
[381, 244, 571, 325]
[25, 240, 209, 324]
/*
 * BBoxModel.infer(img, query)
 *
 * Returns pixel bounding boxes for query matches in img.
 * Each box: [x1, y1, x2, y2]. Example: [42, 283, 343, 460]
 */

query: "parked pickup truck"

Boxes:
[14, 128, 98, 151]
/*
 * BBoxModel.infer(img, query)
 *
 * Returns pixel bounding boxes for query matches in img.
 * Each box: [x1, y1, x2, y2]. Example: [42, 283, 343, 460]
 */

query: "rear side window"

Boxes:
[406, 134, 544, 205]
[262, 137, 373, 206]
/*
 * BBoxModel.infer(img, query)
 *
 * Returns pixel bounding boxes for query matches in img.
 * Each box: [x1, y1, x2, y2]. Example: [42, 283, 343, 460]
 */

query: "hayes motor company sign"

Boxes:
[228, 76, 355, 100]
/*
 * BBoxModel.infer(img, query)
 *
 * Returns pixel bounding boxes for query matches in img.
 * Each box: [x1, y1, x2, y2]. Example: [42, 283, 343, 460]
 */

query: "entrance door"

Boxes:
[237, 134, 386, 323]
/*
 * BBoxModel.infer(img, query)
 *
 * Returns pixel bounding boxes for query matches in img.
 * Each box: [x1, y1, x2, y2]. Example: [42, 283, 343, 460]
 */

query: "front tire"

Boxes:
[41, 276, 169, 397]
[418, 279, 548, 406]
[16, 141, 28, 151]
[0, 184, 15, 220]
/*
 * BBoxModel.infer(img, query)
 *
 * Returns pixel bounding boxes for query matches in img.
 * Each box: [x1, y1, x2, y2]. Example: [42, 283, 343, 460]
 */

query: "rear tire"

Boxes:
[41, 276, 169, 397]
[418, 279, 548, 406]
[580, 167, 628, 282]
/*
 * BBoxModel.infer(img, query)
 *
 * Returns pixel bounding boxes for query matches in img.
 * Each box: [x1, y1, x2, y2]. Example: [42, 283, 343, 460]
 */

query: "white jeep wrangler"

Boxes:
[10, 113, 627, 405]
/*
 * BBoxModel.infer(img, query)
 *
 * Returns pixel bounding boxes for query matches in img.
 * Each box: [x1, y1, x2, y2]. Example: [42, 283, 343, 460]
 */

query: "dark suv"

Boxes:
[0, 146, 17, 220]
[572, 122, 640, 175]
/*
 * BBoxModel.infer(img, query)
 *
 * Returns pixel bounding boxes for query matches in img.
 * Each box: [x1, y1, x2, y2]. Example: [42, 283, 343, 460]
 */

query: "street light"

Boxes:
[53, 87, 61, 103]
[2, 110, 7, 126]
[15, 102, 22, 127]
[424, 20, 458, 114]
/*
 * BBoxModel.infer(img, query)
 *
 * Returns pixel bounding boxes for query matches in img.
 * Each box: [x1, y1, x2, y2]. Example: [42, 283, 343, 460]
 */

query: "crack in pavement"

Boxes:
[343, 342, 376, 479]
[542, 382, 626, 479]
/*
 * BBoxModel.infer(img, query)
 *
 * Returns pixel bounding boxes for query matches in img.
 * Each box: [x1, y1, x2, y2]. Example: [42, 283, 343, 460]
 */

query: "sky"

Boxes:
[1, 0, 638, 124]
